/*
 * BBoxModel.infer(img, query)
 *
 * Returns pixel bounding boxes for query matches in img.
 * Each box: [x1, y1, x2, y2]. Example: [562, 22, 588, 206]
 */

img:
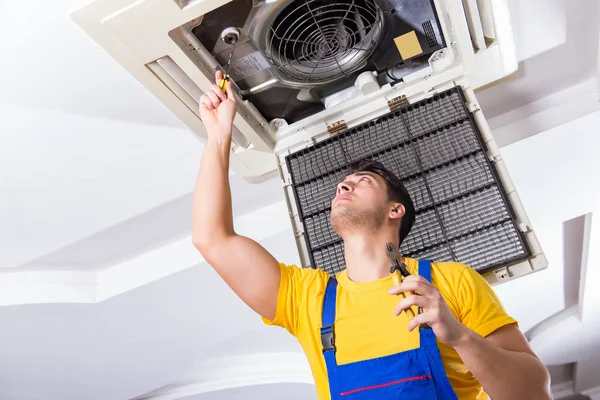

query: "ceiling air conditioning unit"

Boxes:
[72, 0, 547, 284]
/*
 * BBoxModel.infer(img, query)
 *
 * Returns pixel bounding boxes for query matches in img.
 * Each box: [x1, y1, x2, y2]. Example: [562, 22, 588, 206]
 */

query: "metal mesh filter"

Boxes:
[285, 86, 531, 275]
[267, 0, 383, 82]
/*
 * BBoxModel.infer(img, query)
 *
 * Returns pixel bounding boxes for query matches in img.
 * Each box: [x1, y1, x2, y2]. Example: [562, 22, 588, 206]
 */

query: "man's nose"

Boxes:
[337, 182, 352, 194]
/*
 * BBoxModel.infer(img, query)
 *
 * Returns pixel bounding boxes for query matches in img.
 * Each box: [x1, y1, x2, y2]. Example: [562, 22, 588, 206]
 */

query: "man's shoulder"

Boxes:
[426, 260, 470, 293]
[408, 257, 468, 279]
[279, 262, 331, 286]
[430, 260, 469, 275]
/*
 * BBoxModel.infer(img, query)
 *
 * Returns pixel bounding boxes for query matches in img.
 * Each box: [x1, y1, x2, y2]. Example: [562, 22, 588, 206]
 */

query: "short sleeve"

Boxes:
[261, 263, 322, 337]
[457, 266, 518, 338]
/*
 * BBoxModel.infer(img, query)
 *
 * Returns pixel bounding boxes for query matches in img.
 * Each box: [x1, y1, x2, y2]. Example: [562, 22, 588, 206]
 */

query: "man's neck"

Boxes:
[343, 233, 400, 283]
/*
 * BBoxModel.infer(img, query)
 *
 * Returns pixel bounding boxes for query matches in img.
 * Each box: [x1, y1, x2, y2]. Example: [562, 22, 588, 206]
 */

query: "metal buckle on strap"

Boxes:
[320, 325, 335, 353]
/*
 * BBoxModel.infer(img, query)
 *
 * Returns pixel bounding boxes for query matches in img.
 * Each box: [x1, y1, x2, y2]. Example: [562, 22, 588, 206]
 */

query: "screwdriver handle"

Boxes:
[219, 74, 230, 91]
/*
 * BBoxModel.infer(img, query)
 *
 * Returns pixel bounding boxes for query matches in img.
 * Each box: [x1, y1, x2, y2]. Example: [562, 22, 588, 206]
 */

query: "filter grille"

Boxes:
[285, 86, 531, 275]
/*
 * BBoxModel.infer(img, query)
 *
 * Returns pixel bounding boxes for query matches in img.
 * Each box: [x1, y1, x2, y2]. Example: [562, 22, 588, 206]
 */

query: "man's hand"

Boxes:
[389, 275, 469, 346]
[390, 274, 551, 399]
[199, 70, 237, 141]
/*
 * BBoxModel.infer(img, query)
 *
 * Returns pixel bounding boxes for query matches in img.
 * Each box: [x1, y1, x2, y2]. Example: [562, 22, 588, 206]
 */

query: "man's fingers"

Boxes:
[211, 85, 227, 101]
[215, 70, 223, 83]
[407, 313, 430, 332]
[206, 90, 221, 108]
[199, 95, 214, 111]
[394, 294, 429, 316]
[389, 278, 436, 298]
[403, 274, 434, 287]
[225, 80, 236, 102]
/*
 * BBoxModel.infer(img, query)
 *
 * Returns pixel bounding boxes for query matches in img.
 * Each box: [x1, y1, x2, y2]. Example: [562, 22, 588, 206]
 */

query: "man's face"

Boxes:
[330, 171, 391, 235]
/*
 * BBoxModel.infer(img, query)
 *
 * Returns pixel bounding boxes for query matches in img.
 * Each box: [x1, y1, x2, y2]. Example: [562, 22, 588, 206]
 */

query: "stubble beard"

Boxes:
[330, 206, 387, 236]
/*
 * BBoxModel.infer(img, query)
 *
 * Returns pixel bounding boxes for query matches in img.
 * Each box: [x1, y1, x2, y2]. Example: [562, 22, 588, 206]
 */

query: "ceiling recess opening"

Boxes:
[267, 0, 384, 82]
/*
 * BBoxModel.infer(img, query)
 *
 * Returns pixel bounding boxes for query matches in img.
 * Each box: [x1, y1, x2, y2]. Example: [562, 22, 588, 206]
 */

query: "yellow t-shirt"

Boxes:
[262, 257, 517, 400]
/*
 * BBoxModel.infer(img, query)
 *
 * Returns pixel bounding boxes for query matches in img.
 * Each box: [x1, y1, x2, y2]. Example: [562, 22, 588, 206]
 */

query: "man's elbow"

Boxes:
[192, 234, 210, 254]
[192, 233, 230, 261]
[192, 235, 217, 258]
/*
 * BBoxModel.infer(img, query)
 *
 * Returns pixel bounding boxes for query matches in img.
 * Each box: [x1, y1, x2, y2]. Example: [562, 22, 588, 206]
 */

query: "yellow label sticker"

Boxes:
[393, 31, 423, 60]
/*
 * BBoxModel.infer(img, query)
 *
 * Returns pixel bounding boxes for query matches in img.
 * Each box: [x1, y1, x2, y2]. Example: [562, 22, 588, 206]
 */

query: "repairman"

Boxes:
[192, 72, 552, 400]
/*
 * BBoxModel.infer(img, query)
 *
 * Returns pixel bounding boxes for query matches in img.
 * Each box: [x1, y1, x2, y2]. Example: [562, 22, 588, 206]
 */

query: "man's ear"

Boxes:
[389, 203, 406, 220]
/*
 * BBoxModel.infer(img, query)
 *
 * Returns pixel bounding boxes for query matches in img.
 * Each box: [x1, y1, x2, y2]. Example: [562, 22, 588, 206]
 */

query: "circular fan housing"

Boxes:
[267, 0, 383, 84]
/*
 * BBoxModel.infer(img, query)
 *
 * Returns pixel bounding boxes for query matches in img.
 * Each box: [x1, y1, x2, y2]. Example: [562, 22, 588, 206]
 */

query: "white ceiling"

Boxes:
[0, 265, 260, 400]
[0, 0, 282, 271]
[1, 0, 600, 399]
[476, 0, 599, 120]
[0, 106, 202, 269]
[0, 228, 305, 400]
[0, 0, 184, 128]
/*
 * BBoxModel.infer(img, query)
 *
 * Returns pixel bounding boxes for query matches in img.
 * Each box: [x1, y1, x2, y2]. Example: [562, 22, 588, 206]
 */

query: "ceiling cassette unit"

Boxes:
[72, 0, 547, 284]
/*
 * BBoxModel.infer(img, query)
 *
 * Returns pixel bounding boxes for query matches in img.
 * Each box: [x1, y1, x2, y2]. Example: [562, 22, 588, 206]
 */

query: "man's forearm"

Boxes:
[453, 329, 551, 400]
[192, 132, 234, 246]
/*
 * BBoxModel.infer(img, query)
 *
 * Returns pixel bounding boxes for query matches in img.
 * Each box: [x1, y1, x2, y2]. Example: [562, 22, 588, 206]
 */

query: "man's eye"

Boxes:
[360, 177, 371, 183]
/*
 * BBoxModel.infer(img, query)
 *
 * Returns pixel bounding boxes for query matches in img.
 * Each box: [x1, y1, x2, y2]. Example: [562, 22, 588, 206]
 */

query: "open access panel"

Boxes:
[277, 82, 547, 286]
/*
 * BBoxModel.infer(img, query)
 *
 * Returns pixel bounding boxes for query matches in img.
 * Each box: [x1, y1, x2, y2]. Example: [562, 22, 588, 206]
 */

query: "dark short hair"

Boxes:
[347, 159, 415, 246]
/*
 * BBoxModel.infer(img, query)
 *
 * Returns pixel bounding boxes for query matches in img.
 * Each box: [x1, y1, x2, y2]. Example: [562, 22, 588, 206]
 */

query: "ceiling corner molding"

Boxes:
[94, 236, 202, 302]
[0, 200, 291, 306]
[526, 305, 583, 365]
[582, 386, 600, 400]
[0, 271, 97, 306]
[489, 79, 600, 147]
[551, 380, 576, 400]
[133, 352, 313, 399]
[95, 200, 291, 302]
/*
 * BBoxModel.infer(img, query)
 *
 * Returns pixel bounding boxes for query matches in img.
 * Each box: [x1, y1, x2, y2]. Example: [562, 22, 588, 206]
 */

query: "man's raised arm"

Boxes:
[192, 71, 280, 320]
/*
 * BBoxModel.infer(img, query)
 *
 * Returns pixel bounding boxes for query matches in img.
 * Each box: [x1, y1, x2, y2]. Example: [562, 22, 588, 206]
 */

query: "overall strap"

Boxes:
[322, 278, 338, 329]
[418, 259, 432, 283]
[321, 278, 339, 398]
[418, 260, 437, 347]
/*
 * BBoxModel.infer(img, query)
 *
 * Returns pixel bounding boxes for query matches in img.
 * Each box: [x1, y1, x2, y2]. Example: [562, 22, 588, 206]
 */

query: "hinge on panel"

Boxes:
[494, 267, 511, 281]
[388, 95, 409, 112]
[327, 120, 348, 136]
[517, 221, 531, 233]
[487, 152, 501, 163]
[467, 102, 480, 113]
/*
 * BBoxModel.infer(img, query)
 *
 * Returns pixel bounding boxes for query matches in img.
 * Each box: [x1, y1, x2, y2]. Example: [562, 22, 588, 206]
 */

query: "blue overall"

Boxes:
[320, 260, 459, 399]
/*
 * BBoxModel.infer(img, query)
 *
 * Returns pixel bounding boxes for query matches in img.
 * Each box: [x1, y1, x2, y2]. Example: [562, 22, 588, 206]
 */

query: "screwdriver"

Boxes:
[219, 40, 237, 91]
[217, 27, 240, 91]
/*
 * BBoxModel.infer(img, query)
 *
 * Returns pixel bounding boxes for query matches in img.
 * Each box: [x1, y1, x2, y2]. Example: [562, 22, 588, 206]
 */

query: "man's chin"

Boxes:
[330, 210, 355, 232]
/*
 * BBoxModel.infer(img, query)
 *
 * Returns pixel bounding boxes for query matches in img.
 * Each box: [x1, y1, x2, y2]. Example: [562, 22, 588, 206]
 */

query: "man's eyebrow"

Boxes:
[353, 172, 376, 177]
[341, 171, 378, 181]
[347, 172, 376, 178]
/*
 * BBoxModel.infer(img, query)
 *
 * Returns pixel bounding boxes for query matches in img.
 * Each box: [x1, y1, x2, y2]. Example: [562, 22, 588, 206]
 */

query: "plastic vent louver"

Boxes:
[284, 86, 531, 275]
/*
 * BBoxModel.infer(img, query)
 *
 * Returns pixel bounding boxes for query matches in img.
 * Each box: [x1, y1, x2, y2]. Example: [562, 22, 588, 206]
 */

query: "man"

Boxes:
[192, 71, 552, 400]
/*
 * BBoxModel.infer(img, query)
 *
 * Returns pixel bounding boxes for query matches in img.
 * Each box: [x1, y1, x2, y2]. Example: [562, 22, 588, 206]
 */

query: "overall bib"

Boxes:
[321, 260, 459, 399]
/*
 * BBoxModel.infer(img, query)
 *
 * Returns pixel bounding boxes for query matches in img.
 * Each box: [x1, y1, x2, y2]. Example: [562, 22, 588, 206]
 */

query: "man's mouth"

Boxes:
[334, 195, 352, 203]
